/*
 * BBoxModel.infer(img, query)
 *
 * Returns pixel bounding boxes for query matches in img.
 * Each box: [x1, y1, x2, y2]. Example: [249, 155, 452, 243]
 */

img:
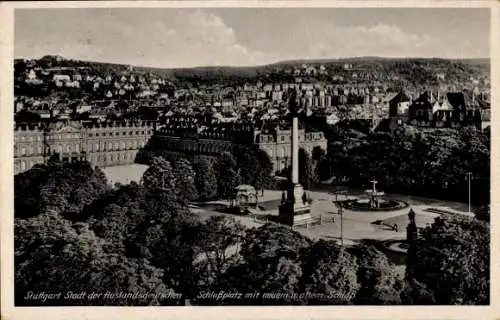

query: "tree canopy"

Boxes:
[215, 152, 241, 200]
[404, 216, 489, 305]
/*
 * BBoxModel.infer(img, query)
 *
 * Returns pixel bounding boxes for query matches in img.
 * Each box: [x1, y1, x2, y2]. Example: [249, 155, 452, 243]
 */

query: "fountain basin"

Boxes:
[384, 239, 410, 254]
[344, 199, 409, 211]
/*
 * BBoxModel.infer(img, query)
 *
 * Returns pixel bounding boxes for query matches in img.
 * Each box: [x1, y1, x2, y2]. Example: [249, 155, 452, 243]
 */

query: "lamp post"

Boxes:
[339, 204, 344, 247]
[333, 188, 347, 247]
[466, 172, 472, 213]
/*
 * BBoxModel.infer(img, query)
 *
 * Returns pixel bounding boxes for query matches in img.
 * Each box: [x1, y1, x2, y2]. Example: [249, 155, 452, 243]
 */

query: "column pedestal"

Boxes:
[278, 183, 312, 226]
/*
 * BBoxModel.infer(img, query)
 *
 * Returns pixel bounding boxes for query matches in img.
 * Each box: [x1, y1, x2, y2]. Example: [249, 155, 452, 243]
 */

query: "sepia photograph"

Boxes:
[1, 1, 497, 317]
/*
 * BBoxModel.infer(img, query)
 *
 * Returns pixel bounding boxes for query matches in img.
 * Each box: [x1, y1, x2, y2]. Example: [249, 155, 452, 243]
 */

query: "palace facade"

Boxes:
[14, 120, 156, 174]
[15, 117, 327, 175]
[154, 119, 327, 172]
[256, 127, 327, 172]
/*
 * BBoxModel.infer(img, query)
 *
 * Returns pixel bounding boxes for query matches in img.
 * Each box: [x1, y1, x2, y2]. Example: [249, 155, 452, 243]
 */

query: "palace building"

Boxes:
[154, 117, 327, 173]
[14, 120, 156, 174]
[256, 126, 327, 172]
[15, 117, 327, 175]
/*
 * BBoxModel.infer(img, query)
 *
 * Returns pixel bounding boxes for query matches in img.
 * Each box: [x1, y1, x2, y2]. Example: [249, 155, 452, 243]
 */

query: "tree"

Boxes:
[404, 216, 489, 305]
[352, 245, 404, 304]
[224, 223, 312, 304]
[311, 146, 325, 163]
[298, 148, 313, 189]
[232, 145, 259, 186]
[172, 158, 198, 204]
[196, 223, 311, 305]
[254, 149, 274, 194]
[141, 156, 176, 192]
[300, 240, 359, 305]
[15, 214, 171, 306]
[215, 152, 241, 200]
[311, 146, 327, 183]
[85, 183, 148, 252]
[123, 182, 198, 303]
[14, 160, 109, 219]
[122, 198, 198, 304]
[194, 216, 245, 292]
[192, 156, 218, 201]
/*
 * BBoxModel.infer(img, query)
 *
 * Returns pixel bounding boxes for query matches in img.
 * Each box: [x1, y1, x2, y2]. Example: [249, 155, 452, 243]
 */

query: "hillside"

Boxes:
[15, 55, 490, 89]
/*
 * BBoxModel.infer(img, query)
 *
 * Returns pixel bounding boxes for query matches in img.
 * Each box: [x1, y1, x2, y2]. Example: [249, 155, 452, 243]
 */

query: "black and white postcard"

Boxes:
[1, 1, 498, 319]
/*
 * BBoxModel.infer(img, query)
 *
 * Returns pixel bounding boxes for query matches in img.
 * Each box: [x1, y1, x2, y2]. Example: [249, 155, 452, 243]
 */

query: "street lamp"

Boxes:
[466, 172, 472, 213]
[333, 188, 347, 247]
[339, 204, 344, 247]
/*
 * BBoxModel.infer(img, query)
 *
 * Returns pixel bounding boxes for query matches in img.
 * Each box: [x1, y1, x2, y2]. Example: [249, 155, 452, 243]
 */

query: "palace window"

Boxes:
[20, 161, 26, 171]
[21, 147, 26, 156]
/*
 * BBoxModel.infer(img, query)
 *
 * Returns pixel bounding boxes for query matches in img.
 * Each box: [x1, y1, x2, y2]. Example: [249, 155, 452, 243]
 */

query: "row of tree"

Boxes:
[136, 143, 275, 201]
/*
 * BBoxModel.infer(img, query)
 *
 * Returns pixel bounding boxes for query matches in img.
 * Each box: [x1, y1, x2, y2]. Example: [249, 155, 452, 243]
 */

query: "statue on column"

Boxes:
[408, 208, 416, 225]
[288, 88, 300, 116]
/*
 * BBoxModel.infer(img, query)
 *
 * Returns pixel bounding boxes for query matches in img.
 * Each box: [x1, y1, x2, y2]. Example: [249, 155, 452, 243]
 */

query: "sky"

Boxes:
[15, 8, 490, 68]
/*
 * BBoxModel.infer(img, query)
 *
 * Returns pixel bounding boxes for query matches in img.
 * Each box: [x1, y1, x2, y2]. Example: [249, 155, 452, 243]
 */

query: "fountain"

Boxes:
[366, 179, 385, 209]
[344, 179, 408, 211]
